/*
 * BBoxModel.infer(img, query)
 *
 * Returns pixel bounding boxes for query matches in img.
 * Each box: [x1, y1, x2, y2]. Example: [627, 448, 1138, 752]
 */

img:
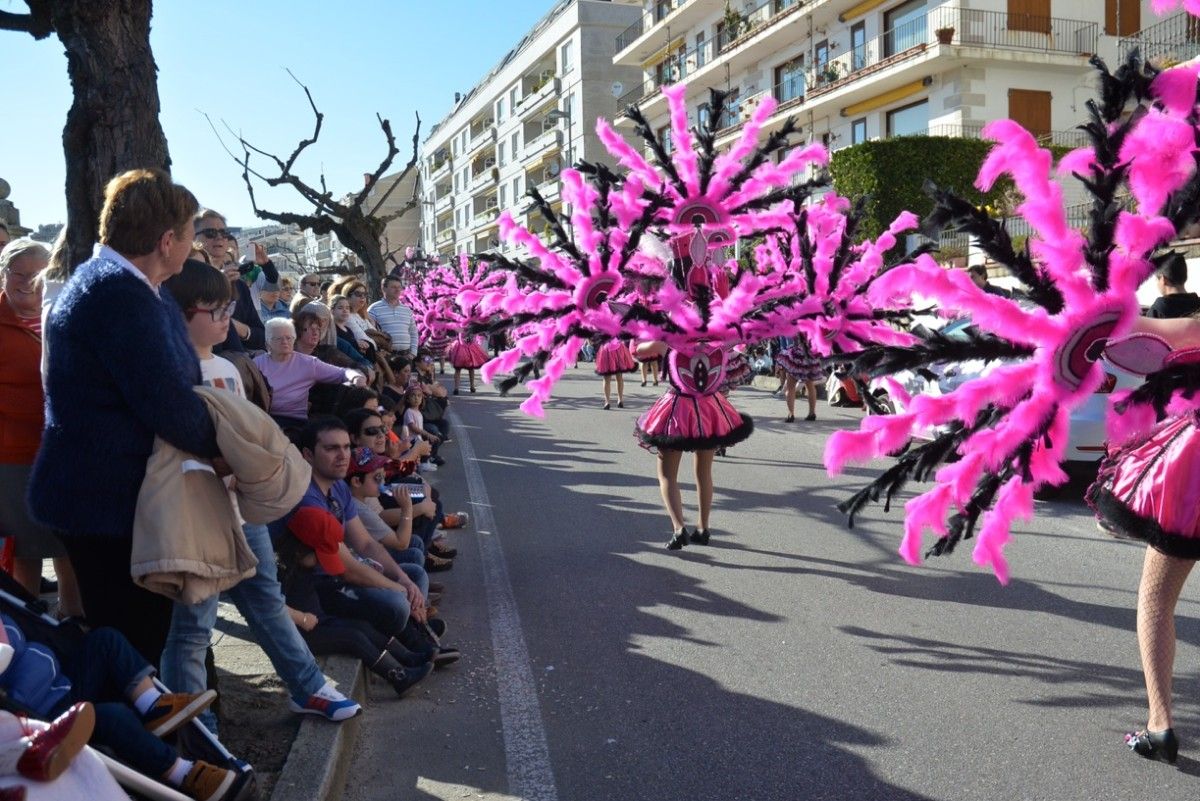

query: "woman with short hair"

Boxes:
[254, 317, 366, 431]
[29, 169, 220, 664]
[0, 238, 82, 614]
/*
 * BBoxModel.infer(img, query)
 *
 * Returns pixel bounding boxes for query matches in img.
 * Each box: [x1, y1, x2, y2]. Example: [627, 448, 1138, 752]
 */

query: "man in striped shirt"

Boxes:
[368, 275, 419, 356]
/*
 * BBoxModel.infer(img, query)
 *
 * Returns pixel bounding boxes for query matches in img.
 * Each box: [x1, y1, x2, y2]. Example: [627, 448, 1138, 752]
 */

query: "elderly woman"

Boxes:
[254, 317, 366, 430]
[0, 239, 82, 615]
[29, 169, 220, 664]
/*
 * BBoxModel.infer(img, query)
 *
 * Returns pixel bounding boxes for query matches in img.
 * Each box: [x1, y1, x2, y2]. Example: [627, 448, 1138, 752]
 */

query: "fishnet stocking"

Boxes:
[1137, 547, 1195, 730]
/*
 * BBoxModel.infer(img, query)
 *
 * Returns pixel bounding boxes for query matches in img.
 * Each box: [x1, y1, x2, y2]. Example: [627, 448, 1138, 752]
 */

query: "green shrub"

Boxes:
[829, 136, 1069, 240]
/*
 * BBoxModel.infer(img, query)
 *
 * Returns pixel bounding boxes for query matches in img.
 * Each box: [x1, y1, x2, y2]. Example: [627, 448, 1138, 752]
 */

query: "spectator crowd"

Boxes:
[0, 170, 470, 800]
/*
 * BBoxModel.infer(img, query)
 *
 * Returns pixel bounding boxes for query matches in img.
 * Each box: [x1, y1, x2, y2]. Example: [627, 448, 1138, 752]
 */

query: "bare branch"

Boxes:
[0, 4, 53, 39]
[365, 110, 422, 218]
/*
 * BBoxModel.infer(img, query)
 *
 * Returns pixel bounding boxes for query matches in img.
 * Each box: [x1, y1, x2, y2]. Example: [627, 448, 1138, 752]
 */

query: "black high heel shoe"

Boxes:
[1126, 728, 1178, 764]
[689, 528, 710, 545]
[667, 528, 689, 550]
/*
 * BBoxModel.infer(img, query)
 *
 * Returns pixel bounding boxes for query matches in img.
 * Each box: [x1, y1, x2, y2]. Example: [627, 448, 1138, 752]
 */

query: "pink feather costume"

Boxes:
[825, 52, 1200, 582]
[594, 338, 637, 376]
[409, 255, 501, 367]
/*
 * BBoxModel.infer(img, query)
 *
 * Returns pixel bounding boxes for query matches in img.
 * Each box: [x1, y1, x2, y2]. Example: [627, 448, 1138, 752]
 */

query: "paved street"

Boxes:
[344, 370, 1199, 801]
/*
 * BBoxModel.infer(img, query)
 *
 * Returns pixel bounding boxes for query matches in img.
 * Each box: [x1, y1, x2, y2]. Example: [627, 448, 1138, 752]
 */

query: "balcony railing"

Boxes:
[807, 9, 1097, 100]
[918, 123, 1089, 148]
[615, 16, 643, 52]
[1119, 11, 1200, 65]
[617, 0, 799, 117]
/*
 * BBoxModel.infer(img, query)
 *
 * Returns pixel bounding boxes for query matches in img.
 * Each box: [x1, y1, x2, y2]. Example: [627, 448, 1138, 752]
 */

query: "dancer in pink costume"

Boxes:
[822, 50, 1200, 762]
[469, 85, 915, 549]
[409, 255, 500, 395]
[594, 338, 636, 409]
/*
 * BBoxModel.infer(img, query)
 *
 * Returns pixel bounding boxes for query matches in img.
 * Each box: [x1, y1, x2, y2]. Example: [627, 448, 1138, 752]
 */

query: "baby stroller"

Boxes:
[0, 570, 256, 800]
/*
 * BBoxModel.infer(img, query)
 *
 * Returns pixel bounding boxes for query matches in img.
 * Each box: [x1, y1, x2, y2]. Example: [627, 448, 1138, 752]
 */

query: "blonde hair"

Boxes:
[99, 169, 198, 257]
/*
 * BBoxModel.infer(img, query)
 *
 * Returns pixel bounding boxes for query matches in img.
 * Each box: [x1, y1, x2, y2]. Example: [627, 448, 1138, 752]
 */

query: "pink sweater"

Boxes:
[253, 352, 354, 420]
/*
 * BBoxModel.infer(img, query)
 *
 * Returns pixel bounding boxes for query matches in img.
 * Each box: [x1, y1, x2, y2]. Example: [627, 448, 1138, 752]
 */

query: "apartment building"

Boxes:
[611, 1, 1189, 168]
[419, 0, 642, 256]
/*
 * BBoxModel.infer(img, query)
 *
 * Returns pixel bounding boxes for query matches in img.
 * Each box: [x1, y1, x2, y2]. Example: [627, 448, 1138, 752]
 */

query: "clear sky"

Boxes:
[1, 0, 558, 230]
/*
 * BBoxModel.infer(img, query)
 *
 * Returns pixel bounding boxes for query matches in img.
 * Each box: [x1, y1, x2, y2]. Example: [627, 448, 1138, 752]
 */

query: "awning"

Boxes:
[841, 80, 927, 117]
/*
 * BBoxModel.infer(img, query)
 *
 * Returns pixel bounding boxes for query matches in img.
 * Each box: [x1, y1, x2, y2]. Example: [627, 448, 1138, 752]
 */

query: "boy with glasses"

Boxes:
[159, 261, 361, 729]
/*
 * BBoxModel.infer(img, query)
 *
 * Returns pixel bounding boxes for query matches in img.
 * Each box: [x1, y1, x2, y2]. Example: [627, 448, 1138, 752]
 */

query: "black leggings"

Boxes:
[301, 617, 400, 678]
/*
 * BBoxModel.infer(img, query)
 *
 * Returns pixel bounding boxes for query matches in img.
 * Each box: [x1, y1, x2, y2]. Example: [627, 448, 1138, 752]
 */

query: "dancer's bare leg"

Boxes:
[1138, 547, 1195, 731]
[805, 379, 818, 417]
[616, 373, 625, 405]
[468, 369, 476, 392]
[453, 368, 462, 393]
[693, 449, 715, 531]
[603, 375, 612, 406]
[656, 449, 686, 532]
[640, 362, 650, 385]
[784, 376, 797, 419]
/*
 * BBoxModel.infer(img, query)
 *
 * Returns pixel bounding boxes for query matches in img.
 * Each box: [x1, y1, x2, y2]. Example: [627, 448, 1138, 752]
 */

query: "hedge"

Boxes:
[829, 136, 1069, 240]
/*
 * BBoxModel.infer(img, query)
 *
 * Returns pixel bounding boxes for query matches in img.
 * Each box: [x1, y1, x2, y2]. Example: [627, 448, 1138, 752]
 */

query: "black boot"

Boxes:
[384, 636, 434, 668]
[689, 528, 710, 545]
[386, 663, 434, 698]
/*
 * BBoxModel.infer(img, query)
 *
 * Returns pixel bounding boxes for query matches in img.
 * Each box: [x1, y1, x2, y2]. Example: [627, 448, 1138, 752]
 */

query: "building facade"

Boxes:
[419, 0, 643, 256]
[611, 1, 1187, 188]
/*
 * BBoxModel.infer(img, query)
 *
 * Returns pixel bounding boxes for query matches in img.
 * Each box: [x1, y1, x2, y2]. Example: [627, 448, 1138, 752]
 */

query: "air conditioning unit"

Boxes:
[484, 157, 496, 168]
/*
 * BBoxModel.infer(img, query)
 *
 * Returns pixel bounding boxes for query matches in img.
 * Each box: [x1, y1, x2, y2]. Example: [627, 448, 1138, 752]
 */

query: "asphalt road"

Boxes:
[344, 369, 1199, 801]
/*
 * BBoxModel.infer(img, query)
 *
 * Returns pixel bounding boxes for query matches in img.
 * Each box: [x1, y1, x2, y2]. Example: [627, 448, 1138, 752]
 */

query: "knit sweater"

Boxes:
[29, 254, 219, 537]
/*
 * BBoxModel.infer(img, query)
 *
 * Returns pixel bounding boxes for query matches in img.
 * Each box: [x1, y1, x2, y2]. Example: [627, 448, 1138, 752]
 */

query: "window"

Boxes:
[851, 118, 867, 144]
[885, 0, 926, 57]
[695, 31, 707, 68]
[454, 173, 460, 191]
[658, 124, 674, 154]
[697, 102, 711, 130]
[1011, 0, 1051, 34]
[774, 55, 804, 103]
[850, 22, 866, 71]
[511, 131, 520, 157]
[452, 139, 459, 156]
[509, 87, 519, 110]
[498, 142, 506, 166]
[513, 176, 523, 200]
[500, 186, 507, 207]
[561, 41, 573, 73]
[497, 98, 506, 122]
[886, 99, 929, 138]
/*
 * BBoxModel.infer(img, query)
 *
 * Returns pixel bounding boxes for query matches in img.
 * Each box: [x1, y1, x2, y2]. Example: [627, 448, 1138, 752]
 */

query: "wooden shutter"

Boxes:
[1008, 0, 1050, 34]
[1105, 0, 1141, 36]
[1008, 89, 1051, 139]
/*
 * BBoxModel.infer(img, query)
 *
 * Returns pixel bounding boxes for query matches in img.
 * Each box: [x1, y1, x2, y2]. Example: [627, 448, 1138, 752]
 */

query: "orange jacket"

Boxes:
[0, 293, 44, 464]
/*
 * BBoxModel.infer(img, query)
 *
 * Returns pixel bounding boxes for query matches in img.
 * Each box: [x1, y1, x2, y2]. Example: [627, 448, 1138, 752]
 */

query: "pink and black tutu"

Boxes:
[423, 334, 454, 356]
[636, 346, 753, 451]
[630, 341, 661, 365]
[776, 339, 826, 383]
[447, 337, 488, 370]
[719, 351, 753, 393]
[596, 339, 637, 376]
[1087, 411, 1200, 560]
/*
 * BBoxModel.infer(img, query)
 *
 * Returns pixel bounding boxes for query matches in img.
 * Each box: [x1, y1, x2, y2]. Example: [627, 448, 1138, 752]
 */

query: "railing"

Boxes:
[807, 9, 1097, 99]
[716, 0, 804, 53]
[1119, 11, 1200, 64]
[772, 73, 806, 106]
[1000, 202, 1096, 242]
[615, 16, 644, 52]
[917, 123, 1089, 148]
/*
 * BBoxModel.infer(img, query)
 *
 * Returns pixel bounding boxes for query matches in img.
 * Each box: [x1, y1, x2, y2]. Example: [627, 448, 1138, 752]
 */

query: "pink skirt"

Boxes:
[596, 340, 637, 376]
[446, 339, 488, 370]
[1088, 412, 1200, 559]
[635, 389, 753, 452]
[630, 342, 660, 365]
[719, 352, 753, 393]
[424, 334, 454, 355]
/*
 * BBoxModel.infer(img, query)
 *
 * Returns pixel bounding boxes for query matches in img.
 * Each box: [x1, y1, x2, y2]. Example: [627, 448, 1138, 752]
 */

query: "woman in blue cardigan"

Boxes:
[29, 169, 220, 665]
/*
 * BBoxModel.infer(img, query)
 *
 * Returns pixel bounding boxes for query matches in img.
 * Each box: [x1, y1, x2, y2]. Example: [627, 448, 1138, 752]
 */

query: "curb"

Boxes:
[268, 656, 367, 801]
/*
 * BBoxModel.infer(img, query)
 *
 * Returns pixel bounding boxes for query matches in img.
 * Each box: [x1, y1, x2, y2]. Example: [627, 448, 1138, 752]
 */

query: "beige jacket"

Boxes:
[131, 387, 311, 603]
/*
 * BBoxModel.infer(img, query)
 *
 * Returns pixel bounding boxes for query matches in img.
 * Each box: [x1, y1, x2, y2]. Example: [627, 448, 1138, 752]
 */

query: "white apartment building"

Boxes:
[611, 0, 1191, 184]
[235, 223, 309, 274]
[419, 0, 643, 256]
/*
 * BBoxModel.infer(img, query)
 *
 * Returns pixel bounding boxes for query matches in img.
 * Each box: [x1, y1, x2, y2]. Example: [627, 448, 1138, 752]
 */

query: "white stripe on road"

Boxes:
[449, 408, 559, 801]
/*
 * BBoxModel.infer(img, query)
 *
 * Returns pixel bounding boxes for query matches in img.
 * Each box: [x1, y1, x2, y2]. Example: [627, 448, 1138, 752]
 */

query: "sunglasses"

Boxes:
[197, 228, 236, 241]
[350, 290, 367, 298]
[185, 300, 237, 322]
[361, 425, 387, 436]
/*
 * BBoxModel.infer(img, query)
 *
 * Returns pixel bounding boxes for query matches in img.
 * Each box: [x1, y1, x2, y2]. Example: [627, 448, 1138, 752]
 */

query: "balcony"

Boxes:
[435, 227, 454, 246]
[469, 165, 498, 194]
[535, 178, 561, 203]
[465, 127, 496, 159]
[614, 0, 720, 65]
[1119, 10, 1200, 65]
[617, 0, 807, 119]
[473, 208, 501, 231]
[518, 75, 560, 119]
[434, 192, 453, 214]
[429, 154, 451, 181]
[524, 128, 563, 160]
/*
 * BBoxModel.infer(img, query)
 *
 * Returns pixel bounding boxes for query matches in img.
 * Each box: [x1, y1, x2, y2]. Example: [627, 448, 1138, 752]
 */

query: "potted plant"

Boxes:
[935, 26, 955, 44]
[722, 3, 747, 41]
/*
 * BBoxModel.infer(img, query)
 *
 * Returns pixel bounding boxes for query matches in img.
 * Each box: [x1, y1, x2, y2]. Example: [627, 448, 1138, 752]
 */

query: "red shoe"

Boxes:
[18, 701, 96, 782]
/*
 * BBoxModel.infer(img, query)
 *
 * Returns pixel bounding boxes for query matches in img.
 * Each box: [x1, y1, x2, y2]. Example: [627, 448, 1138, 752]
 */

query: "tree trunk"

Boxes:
[52, 1, 170, 271]
[338, 215, 389, 297]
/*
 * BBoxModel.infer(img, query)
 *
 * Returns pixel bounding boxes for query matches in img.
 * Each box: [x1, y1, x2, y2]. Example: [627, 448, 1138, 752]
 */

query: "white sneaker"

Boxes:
[287, 681, 361, 722]
[418, 462, 439, 473]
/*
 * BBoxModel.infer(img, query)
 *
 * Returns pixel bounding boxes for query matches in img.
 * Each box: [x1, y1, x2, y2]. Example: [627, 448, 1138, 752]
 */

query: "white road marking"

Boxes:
[449, 408, 560, 801]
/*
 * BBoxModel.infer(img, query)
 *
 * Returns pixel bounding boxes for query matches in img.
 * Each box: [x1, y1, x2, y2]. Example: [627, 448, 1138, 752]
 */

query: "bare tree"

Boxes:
[218, 74, 420, 292]
[1, 0, 171, 271]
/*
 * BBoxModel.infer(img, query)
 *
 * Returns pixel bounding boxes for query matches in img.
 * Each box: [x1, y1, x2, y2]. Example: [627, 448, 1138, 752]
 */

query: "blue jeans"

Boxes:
[314, 579, 411, 637]
[55, 628, 176, 778]
[399, 562, 429, 598]
[161, 523, 324, 733]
